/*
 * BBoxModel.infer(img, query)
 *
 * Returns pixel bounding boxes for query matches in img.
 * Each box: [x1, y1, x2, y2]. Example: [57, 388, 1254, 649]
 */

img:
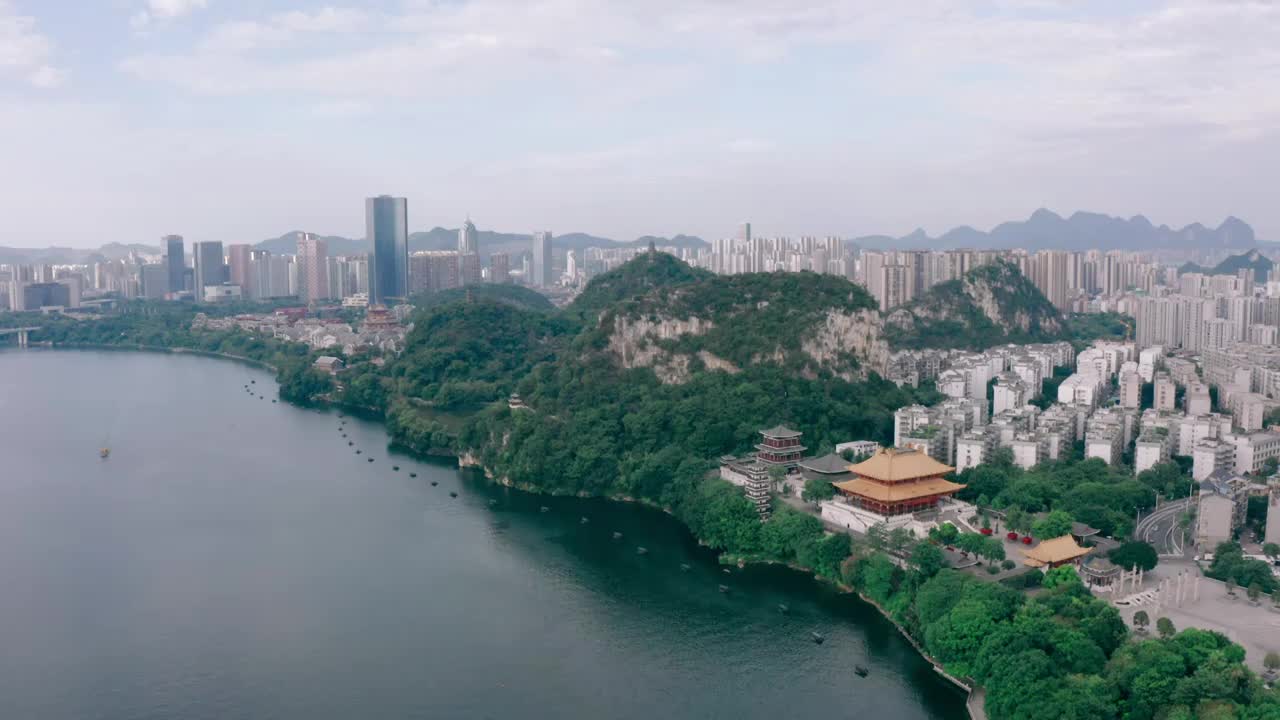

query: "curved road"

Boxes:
[1136, 497, 1196, 556]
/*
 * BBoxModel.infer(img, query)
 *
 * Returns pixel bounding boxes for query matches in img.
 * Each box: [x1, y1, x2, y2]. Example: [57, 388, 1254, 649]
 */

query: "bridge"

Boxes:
[0, 327, 41, 348]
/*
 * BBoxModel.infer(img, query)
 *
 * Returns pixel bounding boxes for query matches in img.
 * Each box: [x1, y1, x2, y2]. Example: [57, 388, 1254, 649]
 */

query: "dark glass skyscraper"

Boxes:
[192, 241, 226, 302]
[366, 195, 408, 304]
[164, 235, 184, 294]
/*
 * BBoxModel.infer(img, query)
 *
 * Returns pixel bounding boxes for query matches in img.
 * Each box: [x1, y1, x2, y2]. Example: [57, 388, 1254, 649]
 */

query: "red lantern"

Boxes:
[1006, 532, 1018, 541]
[980, 527, 993, 535]
[1021, 536, 1033, 545]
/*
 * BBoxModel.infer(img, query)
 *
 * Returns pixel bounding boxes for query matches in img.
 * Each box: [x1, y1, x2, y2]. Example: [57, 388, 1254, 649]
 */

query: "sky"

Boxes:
[2, 0, 1278, 248]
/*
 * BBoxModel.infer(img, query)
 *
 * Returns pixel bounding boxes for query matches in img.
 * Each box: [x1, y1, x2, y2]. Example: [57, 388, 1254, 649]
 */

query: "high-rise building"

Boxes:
[490, 253, 510, 283]
[249, 249, 272, 299]
[140, 264, 168, 299]
[227, 244, 252, 296]
[296, 232, 329, 304]
[164, 235, 185, 294]
[367, 195, 408, 304]
[458, 217, 478, 255]
[531, 231, 552, 287]
[191, 241, 226, 300]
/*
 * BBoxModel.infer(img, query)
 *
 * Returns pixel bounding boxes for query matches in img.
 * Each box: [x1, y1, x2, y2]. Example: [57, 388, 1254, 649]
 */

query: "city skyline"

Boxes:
[2, 1, 1279, 247]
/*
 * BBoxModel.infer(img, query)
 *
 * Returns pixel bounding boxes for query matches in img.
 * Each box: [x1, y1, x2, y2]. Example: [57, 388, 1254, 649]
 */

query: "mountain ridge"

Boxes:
[853, 209, 1255, 251]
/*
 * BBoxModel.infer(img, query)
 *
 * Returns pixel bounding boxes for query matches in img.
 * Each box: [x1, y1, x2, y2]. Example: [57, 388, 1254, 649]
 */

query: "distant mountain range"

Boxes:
[0, 210, 1268, 265]
[852, 209, 1256, 252]
[253, 229, 710, 256]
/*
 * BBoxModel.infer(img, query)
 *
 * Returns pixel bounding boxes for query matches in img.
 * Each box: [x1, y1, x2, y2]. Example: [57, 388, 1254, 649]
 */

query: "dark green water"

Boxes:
[0, 350, 965, 720]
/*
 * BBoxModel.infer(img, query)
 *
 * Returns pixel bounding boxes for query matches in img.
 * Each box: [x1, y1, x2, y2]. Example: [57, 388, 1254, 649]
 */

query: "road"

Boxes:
[1136, 497, 1196, 557]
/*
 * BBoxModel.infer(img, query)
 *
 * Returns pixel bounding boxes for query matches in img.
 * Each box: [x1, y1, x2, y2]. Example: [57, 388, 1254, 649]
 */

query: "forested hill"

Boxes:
[412, 284, 554, 313]
[569, 251, 890, 383]
[883, 261, 1065, 350]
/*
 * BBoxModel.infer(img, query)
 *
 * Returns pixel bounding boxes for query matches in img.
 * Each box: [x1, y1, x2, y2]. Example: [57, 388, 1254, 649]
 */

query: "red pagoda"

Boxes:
[755, 426, 806, 469]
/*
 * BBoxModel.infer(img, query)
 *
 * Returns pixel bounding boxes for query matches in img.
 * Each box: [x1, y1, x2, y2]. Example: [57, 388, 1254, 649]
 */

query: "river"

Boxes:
[0, 349, 965, 720]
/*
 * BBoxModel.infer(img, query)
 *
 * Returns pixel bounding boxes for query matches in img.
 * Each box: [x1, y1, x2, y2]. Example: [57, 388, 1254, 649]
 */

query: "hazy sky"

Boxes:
[2, 0, 1278, 247]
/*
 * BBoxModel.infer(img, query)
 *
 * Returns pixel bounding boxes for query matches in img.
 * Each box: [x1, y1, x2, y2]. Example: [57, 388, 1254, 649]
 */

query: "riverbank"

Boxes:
[46, 342, 280, 373]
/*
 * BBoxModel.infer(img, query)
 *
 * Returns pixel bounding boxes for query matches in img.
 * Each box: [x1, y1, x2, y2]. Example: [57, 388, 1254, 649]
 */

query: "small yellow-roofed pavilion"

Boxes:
[1022, 535, 1091, 569]
[831, 447, 963, 516]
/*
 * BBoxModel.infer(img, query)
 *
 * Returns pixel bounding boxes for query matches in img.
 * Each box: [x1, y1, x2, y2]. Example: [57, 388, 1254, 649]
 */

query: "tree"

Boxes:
[865, 523, 888, 551]
[1109, 541, 1159, 572]
[1133, 610, 1149, 633]
[1225, 577, 1237, 597]
[767, 464, 787, 492]
[1264, 542, 1280, 562]
[1032, 510, 1074, 539]
[887, 526, 914, 556]
[910, 541, 947, 578]
[1005, 507, 1030, 534]
[1041, 565, 1080, 590]
[1156, 616, 1175, 638]
[803, 477, 835, 503]
[981, 537, 1007, 564]
[1249, 582, 1262, 604]
[1265, 652, 1280, 677]
[931, 522, 960, 546]
[957, 532, 987, 558]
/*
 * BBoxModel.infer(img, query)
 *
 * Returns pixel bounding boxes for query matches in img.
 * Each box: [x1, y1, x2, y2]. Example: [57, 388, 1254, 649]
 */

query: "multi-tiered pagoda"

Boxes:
[832, 447, 963, 516]
[755, 426, 806, 469]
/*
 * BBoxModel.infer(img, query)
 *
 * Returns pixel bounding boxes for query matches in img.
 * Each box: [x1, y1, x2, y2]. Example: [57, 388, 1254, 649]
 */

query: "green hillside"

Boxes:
[884, 261, 1065, 350]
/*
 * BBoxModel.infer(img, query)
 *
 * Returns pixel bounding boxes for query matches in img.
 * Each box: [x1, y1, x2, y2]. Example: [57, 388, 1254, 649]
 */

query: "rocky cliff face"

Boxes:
[607, 308, 888, 384]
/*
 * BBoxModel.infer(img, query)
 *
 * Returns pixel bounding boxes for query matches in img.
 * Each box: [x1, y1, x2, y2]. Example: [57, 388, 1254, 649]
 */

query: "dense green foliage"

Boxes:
[387, 300, 572, 410]
[1064, 312, 1133, 348]
[884, 261, 1066, 350]
[844, 553, 1275, 719]
[1109, 541, 1159, 572]
[1207, 542, 1278, 594]
[411, 283, 555, 313]
[957, 456, 1175, 539]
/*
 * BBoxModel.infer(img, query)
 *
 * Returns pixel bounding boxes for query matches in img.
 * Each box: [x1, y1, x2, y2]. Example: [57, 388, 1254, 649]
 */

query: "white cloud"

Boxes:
[0, 0, 63, 88]
[131, 0, 209, 30]
[28, 65, 64, 88]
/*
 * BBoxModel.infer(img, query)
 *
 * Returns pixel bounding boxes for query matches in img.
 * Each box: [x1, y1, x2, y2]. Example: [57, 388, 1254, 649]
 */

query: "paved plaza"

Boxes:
[1111, 560, 1280, 673]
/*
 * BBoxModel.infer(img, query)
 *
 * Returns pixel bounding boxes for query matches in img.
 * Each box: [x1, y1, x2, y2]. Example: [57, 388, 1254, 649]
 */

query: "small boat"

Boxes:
[410, 472, 417, 478]
[580, 517, 589, 524]
[449, 491, 458, 498]
[348, 441, 354, 446]
[636, 547, 648, 555]
[250, 380, 255, 384]
[540, 506, 550, 513]
[778, 604, 790, 614]
[811, 632, 825, 645]
[367, 458, 374, 463]
[722, 568, 731, 575]
[272, 400, 277, 403]
[99, 448, 110, 459]
[431, 481, 438, 486]
[718, 584, 730, 594]
[854, 666, 869, 678]
[392, 466, 400, 471]
[612, 531, 623, 540]
[679, 564, 691, 572]
[489, 499, 498, 506]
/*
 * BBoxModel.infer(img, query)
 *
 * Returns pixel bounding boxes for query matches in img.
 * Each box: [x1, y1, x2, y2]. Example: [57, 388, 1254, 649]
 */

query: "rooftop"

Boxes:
[1022, 535, 1091, 568]
[832, 476, 964, 503]
[760, 425, 802, 439]
[798, 453, 852, 475]
[848, 447, 955, 482]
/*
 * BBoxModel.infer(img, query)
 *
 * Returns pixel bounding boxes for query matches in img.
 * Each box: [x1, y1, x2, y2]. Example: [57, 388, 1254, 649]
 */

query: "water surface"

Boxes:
[0, 349, 965, 720]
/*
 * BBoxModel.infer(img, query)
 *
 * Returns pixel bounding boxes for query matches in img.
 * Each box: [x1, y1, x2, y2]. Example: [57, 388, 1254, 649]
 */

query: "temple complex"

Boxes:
[831, 447, 963, 516]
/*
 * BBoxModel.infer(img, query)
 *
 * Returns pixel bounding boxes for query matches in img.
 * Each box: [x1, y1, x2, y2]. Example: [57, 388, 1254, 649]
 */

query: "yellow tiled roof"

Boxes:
[848, 447, 955, 482]
[1022, 535, 1091, 567]
[831, 477, 965, 503]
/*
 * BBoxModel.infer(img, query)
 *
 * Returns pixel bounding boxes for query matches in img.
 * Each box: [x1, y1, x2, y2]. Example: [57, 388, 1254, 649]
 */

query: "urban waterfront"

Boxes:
[0, 350, 964, 720]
